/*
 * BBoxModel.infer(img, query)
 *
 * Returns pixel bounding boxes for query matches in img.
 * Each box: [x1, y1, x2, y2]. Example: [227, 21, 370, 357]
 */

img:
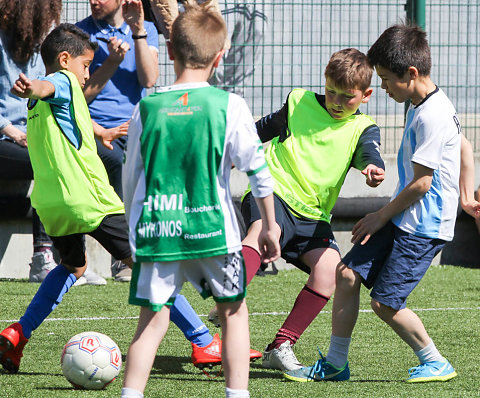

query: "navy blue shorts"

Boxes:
[241, 192, 339, 274]
[51, 214, 131, 268]
[342, 222, 445, 310]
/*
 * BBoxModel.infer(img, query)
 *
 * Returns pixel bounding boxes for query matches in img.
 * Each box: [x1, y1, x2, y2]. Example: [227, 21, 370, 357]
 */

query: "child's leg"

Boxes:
[217, 299, 250, 391]
[20, 263, 84, 338]
[170, 294, 213, 347]
[325, 262, 362, 368]
[123, 306, 170, 393]
[371, 301, 443, 361]
[268, 248, 337, 350]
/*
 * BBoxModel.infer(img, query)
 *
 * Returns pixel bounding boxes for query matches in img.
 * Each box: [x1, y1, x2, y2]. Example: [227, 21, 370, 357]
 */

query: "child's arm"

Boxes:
[351, 125, 385, 187]
[459, 134, 480, 218]
[351, 162, 433, 245]
[11, 73, 55, 100]
[92, 120, 129, 150]
[255, 101, 288, 143]
[254, 194, 281, 263]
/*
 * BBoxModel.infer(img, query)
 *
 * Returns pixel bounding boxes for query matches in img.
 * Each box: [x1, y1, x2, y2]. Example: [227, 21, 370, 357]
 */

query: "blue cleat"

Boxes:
[406, 360, 457, 383]
[283, 349, 350, 382]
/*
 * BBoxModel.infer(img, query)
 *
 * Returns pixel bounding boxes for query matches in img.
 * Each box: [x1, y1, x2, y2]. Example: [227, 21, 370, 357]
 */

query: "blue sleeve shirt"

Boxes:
[76, 16, 159, 129]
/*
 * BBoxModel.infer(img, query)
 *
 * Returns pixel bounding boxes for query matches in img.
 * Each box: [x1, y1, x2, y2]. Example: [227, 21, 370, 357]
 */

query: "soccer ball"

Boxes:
[61, 331, 122, 390]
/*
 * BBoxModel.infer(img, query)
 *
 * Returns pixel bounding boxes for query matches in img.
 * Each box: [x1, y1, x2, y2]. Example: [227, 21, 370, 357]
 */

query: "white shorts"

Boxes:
[129, 251, 246, 311]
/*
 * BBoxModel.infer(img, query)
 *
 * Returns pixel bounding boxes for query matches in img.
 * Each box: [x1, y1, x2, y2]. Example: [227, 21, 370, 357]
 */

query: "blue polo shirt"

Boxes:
[76, 16, 159, 129]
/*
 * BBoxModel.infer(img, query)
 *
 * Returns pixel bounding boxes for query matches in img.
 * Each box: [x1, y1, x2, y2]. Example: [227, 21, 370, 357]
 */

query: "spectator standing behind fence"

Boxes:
[76, 0, 159, 282]
[0, 0, 106, 285]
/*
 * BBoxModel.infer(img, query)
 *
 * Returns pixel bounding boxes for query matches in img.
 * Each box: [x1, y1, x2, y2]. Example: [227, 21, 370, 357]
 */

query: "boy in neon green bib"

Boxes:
[237, 48, 386, 372]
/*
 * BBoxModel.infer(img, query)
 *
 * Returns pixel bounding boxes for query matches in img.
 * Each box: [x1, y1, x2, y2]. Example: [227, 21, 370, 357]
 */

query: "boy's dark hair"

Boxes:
[367, 23, 431, 77]
[324, 48, 373, 92]
[170, 0, 227, 69]
[41, 23, 97, 66]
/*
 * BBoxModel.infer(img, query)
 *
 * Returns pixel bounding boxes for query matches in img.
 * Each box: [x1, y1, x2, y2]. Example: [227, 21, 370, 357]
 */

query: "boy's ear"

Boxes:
[212, 49, 226, 68]
[361, 87, 373, 103]
[408, 66, 419, 80]
[166, 40, 175, 61]
[58, 51, 70, 69]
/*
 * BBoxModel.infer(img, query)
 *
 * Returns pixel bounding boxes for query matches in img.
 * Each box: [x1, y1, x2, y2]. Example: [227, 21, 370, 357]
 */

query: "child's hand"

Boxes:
[362, 164, 385, 187]
[258, 229, 281, 264]
[351, 211, 386, 245]
[106, 37, 130, 64]
[462, 199, 480, 219]
[95, 121, 129, 150]
[11, 73, 34, 98]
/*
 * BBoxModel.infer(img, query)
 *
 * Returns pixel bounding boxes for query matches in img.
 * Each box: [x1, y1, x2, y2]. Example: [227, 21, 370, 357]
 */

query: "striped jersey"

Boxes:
[123, 82, 273, 262]
[392, 87, 461, 241]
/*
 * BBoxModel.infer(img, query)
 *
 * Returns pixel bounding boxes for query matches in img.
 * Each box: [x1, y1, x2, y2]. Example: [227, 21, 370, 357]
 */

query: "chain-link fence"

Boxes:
[63, 1, 480, 154]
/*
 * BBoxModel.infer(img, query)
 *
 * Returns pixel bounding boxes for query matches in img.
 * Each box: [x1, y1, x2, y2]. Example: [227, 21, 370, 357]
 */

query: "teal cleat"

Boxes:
[406, 360, 457, 383]
[283, 350, 350, 382]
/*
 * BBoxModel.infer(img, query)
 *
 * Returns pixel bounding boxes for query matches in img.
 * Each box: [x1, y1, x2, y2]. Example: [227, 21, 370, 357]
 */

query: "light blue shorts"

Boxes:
[342, 222, 445, 310]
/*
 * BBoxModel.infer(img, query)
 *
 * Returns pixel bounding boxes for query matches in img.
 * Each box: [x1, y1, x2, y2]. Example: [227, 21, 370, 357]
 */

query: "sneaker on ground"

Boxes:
[73, 276, 87, 287]
[82, 268, 107, 285]
[0, 322, 29, 373]
[207, 307, 220, 327]
[29, 250, 57, 283]
[283, 350, 350, 382]
[111, 260, 132, 282]
[262, 340, 303, 371]
[406, 360, 457, 383]
[191, 333, 263, 369]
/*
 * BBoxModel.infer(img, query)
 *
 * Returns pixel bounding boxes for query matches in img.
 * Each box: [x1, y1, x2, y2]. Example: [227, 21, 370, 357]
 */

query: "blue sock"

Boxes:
[170, 294, 213, 347]
[19, 264, 76, 339]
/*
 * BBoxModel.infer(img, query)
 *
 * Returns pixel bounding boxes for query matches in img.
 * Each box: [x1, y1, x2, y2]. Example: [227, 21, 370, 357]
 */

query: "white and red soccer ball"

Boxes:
[61, 331, 122, 390]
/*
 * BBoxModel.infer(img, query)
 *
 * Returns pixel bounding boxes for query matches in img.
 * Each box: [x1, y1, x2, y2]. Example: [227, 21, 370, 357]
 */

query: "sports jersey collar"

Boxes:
[157, 82, 210, 92]
[413, 85, 439, 108]
[92, 17, 130, 36]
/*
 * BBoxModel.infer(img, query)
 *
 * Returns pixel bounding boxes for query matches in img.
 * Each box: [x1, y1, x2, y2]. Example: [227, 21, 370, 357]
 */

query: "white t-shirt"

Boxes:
[391, 87, 461, 241]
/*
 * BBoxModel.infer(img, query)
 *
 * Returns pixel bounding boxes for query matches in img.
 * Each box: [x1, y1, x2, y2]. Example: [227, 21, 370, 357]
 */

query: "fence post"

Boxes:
[405, 0, 426, 30]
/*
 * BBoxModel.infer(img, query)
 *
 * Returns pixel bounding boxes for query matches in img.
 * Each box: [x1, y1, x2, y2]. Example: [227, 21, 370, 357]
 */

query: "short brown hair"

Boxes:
[324, 48, 373, 91]
[170, 0, 227, 69]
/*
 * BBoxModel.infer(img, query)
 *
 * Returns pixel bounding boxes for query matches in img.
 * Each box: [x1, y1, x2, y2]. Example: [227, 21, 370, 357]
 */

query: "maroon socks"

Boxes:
[242, 245, 262, 285]
[269, 285, 329, 350]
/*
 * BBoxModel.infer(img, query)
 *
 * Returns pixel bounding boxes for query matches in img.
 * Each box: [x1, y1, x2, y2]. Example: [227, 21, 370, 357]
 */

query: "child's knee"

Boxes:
[335, 262, 359, 289]
[370, 299, 395, 320]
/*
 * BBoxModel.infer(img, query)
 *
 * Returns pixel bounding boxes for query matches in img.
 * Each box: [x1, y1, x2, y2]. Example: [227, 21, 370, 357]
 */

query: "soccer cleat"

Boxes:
[262, 340, 303, 371]
[111, 260, 132, 282]
[191, 333, 263, 369]
[29, 250, 57, 282]
[283, 349, 350, 382]
[0, 322, 29, 373]
[406, 360, 457, 383]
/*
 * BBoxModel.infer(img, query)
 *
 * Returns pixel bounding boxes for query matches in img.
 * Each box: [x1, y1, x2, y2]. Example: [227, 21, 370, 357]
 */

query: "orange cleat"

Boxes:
[191, 333, 263, 369]
[0, 322, 29, 373]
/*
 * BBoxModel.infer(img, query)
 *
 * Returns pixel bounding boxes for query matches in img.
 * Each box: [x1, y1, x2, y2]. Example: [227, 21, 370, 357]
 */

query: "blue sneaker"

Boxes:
[283, 350, 350, 382]
[406, 360, 457, 383]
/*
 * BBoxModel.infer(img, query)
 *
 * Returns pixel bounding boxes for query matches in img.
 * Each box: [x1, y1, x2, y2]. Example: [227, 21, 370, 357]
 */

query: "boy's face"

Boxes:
[61, 49, 95, 88]
[324, 78, 372, 120]
[375, 65, 413, 104]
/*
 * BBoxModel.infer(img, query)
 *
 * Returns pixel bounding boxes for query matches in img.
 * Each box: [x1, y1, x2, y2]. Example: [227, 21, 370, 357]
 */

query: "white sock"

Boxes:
[121, 387, 144, 398]
[414, 339, 445, 364]
[225, 387, 250, 398]
[325, 335, 351, 369]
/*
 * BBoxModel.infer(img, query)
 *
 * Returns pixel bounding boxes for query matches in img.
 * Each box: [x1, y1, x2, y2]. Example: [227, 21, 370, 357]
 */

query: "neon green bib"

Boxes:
[265, 88, 376, 222]
[27, 70, 124, 236]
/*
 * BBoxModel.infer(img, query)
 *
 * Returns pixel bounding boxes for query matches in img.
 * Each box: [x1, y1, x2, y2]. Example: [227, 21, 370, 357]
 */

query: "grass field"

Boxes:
[0, 265, 479, 397]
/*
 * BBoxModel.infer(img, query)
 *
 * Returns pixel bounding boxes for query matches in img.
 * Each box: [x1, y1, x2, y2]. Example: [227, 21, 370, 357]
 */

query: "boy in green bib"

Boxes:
[237, 48, 386, 372]
[121, 2, 280, 397]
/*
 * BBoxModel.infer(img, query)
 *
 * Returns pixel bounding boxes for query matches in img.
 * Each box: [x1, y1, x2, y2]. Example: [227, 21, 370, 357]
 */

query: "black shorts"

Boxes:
[50, 214, 131, 268]
[241, 192, 339, 273]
